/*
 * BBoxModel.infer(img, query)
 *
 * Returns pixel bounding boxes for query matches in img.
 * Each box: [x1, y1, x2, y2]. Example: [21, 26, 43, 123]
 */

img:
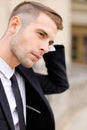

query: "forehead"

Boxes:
[27, 12, 58, 38]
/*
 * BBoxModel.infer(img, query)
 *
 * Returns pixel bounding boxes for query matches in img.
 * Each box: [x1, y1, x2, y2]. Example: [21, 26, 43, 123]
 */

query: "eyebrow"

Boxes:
[37, 29, 54, 44]
[37, 29, 48, 36]
[38, 29, 54, 43]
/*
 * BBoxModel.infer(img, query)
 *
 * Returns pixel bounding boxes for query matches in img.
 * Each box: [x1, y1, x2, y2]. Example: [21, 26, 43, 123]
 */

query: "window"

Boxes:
[72, 36, 78, 61]
[83, 36, 87, 61]
[73, 0, 87, 3]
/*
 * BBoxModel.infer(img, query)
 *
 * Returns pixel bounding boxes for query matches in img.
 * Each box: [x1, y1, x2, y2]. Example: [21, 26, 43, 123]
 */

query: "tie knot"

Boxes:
[11, 74, 16, 79]
[11, 74, 17, 82]
[10, 74, 19, 88]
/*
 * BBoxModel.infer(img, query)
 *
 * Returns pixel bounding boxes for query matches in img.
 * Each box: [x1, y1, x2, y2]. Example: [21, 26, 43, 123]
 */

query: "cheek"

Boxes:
[23, 32, 39, 45]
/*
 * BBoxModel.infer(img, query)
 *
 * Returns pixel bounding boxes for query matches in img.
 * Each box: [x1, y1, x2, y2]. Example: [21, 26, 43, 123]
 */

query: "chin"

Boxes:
[23, 62, 34, 68]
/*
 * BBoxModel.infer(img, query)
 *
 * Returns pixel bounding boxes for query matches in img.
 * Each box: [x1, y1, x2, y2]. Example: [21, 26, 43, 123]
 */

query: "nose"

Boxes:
[40, 42, 49, 54]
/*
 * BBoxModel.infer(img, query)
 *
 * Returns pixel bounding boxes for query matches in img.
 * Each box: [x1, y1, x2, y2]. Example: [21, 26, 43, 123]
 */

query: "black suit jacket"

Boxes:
[0, 45, 69, 130]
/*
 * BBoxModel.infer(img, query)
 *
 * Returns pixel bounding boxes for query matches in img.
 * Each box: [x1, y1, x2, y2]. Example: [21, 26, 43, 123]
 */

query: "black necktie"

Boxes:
[10, 74, 26, 130]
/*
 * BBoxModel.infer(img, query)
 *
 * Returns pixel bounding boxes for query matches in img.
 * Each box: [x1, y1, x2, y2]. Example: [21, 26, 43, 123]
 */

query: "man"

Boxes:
[0, 1, 69, 130]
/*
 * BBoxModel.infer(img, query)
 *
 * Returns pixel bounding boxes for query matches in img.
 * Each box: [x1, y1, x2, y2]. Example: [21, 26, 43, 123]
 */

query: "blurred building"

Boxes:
[72, 0, 87, 64]
[0, 0, 87, 130]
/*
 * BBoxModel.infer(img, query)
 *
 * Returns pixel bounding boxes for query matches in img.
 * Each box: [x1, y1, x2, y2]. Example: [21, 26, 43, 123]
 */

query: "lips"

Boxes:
[31, 52, 41, 61]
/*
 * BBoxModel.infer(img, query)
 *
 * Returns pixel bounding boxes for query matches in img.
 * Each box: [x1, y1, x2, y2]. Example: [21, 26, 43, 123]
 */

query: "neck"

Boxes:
[0, 37, 20, 69]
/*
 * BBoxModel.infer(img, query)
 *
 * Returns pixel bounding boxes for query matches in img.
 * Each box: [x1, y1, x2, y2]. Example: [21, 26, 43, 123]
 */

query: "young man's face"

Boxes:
[10, 13, 57, 68]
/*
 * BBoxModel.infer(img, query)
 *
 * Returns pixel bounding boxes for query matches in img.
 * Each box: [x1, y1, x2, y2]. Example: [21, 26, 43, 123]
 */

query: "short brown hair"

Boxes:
[10, 1, 63, 30]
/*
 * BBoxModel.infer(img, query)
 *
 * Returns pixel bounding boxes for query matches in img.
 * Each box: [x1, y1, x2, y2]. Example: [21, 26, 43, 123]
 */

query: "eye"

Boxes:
[49, 41, 54, 46]
[38, 32, 45, 38]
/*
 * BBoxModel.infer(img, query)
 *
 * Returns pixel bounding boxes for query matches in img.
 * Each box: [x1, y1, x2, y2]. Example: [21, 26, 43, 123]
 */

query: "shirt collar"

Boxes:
[0, 58, 15, 79]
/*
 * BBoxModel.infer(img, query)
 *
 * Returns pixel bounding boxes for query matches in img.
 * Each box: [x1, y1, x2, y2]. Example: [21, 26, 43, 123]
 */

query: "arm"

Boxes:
[36, 45, 69, 94]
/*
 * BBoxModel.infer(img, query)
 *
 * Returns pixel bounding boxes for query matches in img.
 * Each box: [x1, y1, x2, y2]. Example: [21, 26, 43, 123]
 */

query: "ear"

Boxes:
[9, 16, 21, 34]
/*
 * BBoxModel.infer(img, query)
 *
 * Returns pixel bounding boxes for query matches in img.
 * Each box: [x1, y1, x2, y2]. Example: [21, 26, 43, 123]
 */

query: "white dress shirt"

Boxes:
[0, 58, 26, 130]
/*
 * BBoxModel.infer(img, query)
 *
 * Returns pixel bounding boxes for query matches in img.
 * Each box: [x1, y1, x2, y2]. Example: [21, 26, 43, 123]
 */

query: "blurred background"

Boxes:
[0, 0, 87, 130]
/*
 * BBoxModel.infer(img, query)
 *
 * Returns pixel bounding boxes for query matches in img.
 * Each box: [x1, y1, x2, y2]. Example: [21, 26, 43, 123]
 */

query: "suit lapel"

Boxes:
[16, 65, 55, 126]
[16, 65, 53, 110]
[0, 80, 15, 130]
[16, 65, 44, 97]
